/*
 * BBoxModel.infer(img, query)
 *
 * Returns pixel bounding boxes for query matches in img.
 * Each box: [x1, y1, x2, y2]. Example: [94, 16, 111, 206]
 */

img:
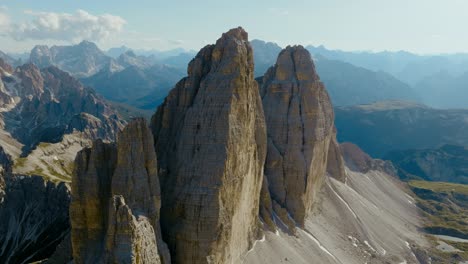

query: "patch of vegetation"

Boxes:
[37, 142, 52, 148]
[13, 157, 27, 169]
[45, 163, 71, 183]
[29, 166, 45, 176]
[409, 180, 468, 239]
[409, 180, 468, 195]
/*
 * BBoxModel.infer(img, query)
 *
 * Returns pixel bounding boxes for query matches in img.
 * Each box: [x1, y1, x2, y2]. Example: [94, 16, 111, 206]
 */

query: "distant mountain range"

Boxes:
[334, 101, 468, 157]
[386, 144, 468, 184]
[81, 62, 184, 110]
[251, 40, 421, 106]
[3, 38, 467, 111]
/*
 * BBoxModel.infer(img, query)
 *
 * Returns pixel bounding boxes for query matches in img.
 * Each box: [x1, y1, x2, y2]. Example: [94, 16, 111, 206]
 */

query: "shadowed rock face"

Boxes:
[326, 135, 346, 182]
[0, 147, 11, 201]
[341, 142, 396, 176]
[0, 176, 70, 264]
[0, 144, 70, 264]
[151, 27, 267, 264]
[70, 118, 169, 264]
[259, 46, 341, 228]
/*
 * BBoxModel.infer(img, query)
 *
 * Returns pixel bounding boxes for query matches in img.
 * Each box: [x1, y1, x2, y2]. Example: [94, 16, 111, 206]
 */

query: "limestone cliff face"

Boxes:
[70, 118, 169, 264]
[326, 132, 346, 182]
[259, 46, 338, 227]
[151, 27, 267, 264]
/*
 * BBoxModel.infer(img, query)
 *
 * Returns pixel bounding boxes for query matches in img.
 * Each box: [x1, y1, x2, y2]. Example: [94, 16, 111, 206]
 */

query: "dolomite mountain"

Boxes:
[29, 41, 117, 78]
[259, 45, 345, 229]
[150, 27, 267, 263]
[68, 27, 430, 264]
[71, 118, 169, 264]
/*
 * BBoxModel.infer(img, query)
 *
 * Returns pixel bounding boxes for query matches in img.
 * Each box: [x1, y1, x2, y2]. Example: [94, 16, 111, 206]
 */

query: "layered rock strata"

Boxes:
[151, 27, 267, 263]
[259, 46, 341, 228]
[70, 118, 169, 264]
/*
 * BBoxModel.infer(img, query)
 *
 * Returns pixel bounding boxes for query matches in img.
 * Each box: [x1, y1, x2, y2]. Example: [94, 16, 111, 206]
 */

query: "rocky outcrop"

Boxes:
[0, 174, 70, 264]
[259, 46, 337, 228]
[0, 145, 71, 264]
[151, 27, 267, 263]
[70, 118, 169, 264]
[326, 135, 346, 182]
[341, 142, 396, 175]
[0, 146, 11, 202]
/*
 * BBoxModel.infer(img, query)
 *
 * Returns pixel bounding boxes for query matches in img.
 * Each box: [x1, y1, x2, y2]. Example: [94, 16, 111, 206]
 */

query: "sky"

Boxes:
[1, 0, 468, 54]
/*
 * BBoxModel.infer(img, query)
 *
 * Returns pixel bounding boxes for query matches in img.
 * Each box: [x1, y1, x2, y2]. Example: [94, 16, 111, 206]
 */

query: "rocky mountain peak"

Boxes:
[221, 26, 249, 41]
[30, 42, 115, 78]
[123, 50, 137, 57]
[78, 40, 98, 49]
[71, 118, 169, 264]
[151, 27, 266, 263]
[259, 45, 341, 228]
[272, 45, 319, 83]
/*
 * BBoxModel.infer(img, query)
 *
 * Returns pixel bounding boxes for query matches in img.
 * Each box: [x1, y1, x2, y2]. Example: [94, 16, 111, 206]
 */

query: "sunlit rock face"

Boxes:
[259, 46, 343, 229]
[70, 118, 169, 264]
[151, 27, 267, 264]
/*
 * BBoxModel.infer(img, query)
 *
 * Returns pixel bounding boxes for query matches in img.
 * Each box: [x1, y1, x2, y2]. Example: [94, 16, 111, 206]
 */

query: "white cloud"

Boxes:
[0, 6, 10, 30]
[9, 9, 126, 42]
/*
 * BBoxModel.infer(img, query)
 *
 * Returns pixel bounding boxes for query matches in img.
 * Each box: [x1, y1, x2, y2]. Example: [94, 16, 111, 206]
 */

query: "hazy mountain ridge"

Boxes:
[334, 101, 468, 158]
[29, 41, 117, 78]
[315, 55, 421, 106]
[251, 39, 421, 107]
[81, 62, 185, 110]
[386, 144, 468, 184]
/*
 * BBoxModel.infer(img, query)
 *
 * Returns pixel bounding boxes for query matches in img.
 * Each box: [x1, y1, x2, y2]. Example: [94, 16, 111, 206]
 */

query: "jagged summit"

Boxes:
[273, 45, 320, 82]
[71, 118, 169, 264]
[151, 27, 266, 263]
[221, 26, 249, 41]
[259, 45, 343, 228]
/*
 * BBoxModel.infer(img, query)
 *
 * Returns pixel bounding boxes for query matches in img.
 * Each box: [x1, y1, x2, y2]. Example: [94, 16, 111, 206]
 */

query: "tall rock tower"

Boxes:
[151, 27, 267, 264]
[70, 118, 170, 264]
[259, 46, 345, 228]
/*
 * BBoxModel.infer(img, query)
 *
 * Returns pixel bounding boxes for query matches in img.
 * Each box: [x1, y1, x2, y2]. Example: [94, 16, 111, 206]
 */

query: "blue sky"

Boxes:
[1, 0, 468, 54]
